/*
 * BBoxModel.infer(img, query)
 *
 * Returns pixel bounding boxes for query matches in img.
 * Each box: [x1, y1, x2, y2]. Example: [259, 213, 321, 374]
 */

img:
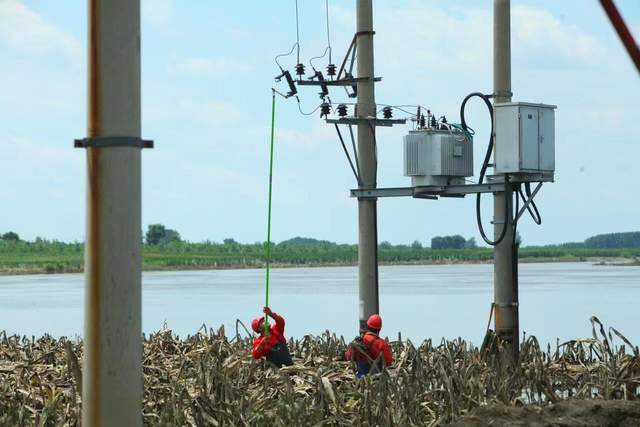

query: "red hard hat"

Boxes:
[367, 314, 382, 330]
[251, 318, 262, 333]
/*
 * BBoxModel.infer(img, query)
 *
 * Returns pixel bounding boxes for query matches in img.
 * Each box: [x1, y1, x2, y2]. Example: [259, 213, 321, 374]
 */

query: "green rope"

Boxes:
[264, 90, 277, 336]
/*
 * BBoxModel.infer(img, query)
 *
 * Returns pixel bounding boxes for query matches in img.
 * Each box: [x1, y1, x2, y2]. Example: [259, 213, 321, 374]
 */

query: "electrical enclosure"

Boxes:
[403, 129, 473, 186]
[494, 102, 556, 174]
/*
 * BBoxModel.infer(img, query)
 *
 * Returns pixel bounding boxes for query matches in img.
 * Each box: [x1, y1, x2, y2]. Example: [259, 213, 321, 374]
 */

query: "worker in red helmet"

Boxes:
[251, 306, 293, 367]
[345, 313, 394, 378]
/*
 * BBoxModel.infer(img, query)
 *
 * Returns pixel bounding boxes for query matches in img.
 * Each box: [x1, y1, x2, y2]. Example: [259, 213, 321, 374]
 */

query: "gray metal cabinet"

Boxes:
[494, 102, 556, 174]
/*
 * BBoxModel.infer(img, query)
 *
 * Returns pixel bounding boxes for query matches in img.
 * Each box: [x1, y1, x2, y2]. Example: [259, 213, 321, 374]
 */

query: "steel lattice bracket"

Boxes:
[74, 136, 154, 149]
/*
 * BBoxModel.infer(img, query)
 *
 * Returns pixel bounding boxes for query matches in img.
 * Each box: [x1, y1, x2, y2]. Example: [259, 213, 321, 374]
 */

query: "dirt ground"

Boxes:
[449, 400, 640, 426]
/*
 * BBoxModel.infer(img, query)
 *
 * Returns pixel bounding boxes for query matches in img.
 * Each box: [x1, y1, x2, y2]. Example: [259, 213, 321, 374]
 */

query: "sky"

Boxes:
[0, 0, 638, 247]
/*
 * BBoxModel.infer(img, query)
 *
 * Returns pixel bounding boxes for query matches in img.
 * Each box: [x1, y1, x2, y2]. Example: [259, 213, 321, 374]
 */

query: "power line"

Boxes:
[295, 0, 300, 64]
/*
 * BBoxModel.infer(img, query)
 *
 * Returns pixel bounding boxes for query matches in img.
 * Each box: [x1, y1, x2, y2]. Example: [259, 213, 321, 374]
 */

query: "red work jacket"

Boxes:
[345, 332, 394, 366]
[252, 313, 286, 359]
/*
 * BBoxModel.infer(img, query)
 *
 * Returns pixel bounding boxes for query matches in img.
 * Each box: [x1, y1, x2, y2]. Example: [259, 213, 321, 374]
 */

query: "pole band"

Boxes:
[74, 136, 154, 149]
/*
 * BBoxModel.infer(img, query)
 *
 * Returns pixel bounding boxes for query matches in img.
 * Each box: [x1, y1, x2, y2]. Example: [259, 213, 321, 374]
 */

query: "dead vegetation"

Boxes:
[0, 317, 638, 426]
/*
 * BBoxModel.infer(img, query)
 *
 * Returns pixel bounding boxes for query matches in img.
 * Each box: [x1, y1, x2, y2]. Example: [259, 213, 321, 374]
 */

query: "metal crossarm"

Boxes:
[326, 117, 406, 127]
[297, 77, 382, 87]
[350, 172, 553, 199]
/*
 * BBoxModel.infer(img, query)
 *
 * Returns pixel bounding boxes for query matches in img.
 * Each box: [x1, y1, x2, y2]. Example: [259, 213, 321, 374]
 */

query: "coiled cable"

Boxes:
[460, 92, 510, 246]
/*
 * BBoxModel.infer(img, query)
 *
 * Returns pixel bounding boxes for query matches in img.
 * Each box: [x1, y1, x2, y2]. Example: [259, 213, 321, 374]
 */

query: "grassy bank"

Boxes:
[0, 239, 639, 275]
[1, 319, 639, 425]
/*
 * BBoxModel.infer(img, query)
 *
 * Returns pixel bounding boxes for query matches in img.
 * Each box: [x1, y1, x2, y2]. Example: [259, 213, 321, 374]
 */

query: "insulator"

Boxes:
[337, 104, 348, 117]
[295, 63, 305, 77]
[430, 115, 437, 128]
[382, 106, 393, 119]
[320, 102, 331, 118]
[419, 115, 426, 128]
[439, 116, 448, 130]
[327, 63, 337, 77]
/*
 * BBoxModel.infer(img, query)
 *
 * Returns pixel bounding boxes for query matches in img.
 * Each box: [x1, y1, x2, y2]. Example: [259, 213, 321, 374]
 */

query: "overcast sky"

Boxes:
[0, 0, 638, 246]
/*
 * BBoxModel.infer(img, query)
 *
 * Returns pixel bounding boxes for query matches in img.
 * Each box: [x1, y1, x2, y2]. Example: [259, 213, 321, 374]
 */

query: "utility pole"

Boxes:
[356, 0, 379, 330]
[492, 0, 519, 358]
[82, 0, 143, 425]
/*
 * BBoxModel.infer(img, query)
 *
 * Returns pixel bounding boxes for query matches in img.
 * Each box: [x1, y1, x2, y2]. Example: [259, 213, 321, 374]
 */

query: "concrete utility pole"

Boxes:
[356, 0, 379, 330]
[492, 0, 519, 358]
[83, 0, 143, 425]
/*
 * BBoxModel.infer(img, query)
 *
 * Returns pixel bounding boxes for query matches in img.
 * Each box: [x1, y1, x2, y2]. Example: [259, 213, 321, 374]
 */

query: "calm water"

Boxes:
[0, 263, 638, 346]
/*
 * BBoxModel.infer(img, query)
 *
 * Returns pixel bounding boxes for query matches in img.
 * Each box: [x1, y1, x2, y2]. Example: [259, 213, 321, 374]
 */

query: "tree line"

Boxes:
[2, 226, 640, 250]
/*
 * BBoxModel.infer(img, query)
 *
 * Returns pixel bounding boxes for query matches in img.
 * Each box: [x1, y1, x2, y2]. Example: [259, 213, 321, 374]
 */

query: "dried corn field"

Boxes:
[1, 317, 639, 426]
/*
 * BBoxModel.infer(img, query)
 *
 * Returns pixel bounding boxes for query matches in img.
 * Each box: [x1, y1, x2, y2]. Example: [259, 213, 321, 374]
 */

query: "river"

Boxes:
[0, 262, 638, 346]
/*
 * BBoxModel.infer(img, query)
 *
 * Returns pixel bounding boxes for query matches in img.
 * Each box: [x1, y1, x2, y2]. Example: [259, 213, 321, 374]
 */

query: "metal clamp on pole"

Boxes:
[74, 136, 154, 149]
[494, 302, 518, 308]
[491, 90, 513, 99]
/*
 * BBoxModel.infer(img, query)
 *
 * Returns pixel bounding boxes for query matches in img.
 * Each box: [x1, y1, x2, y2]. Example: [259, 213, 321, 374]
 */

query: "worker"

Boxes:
[345, 314, 394, 378]
[251, 306, 293, 367]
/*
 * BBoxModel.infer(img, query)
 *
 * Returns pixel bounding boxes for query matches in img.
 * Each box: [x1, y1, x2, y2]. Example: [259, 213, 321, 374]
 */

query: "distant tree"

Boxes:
[465, 237, 477, 249]
[223, 238, 238, 245]
[161, 229, 181, 245]
[278, 237, 334, 246]
[411, 240, 423, 249]
[1, 231, 20, 242]
[558, 242, 586, 248]
[585, 232, 640, 249]
[379, 241, 393, 249]
[145, 224, 181, 245]
[146, 224, 166, 245]
[431, 235, 466, 249]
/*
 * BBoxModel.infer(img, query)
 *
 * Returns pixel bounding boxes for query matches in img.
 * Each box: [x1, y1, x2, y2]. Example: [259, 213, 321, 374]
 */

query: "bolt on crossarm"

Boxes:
[492, 0, 519, 360]
[356, 0, 380, 331]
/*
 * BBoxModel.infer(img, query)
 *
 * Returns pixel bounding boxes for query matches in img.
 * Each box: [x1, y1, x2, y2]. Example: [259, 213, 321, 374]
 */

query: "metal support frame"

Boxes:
[297, 77, 382, 87]
[337, 34, 357, 80]
[334, 124, 361, 185]
[514, 182, 543, 222]
[351, 173, 552, 200]
[326, 117, 406, 127]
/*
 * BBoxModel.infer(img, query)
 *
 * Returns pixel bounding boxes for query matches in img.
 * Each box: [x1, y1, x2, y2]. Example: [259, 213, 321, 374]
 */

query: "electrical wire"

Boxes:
[309, 0, 333, 72]
[460, 92, 510, 246]
[367, 120, 379, 177]
[296, 97, 324, 116]
[383, 105, 426, 116]
[295, 0, 301, 64]
[272, 88, 289, 99]
[325, 0, 332, 64]
[309, 47, 330, 71]
[524, 183, 542, 224]
[518, 183, 542, 224]
[275, 43, 298, 70]
[513, 184, 520, 246]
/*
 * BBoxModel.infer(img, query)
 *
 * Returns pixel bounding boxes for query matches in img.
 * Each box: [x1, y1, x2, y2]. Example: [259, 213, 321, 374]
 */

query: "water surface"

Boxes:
[0, 262, 638, 346]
